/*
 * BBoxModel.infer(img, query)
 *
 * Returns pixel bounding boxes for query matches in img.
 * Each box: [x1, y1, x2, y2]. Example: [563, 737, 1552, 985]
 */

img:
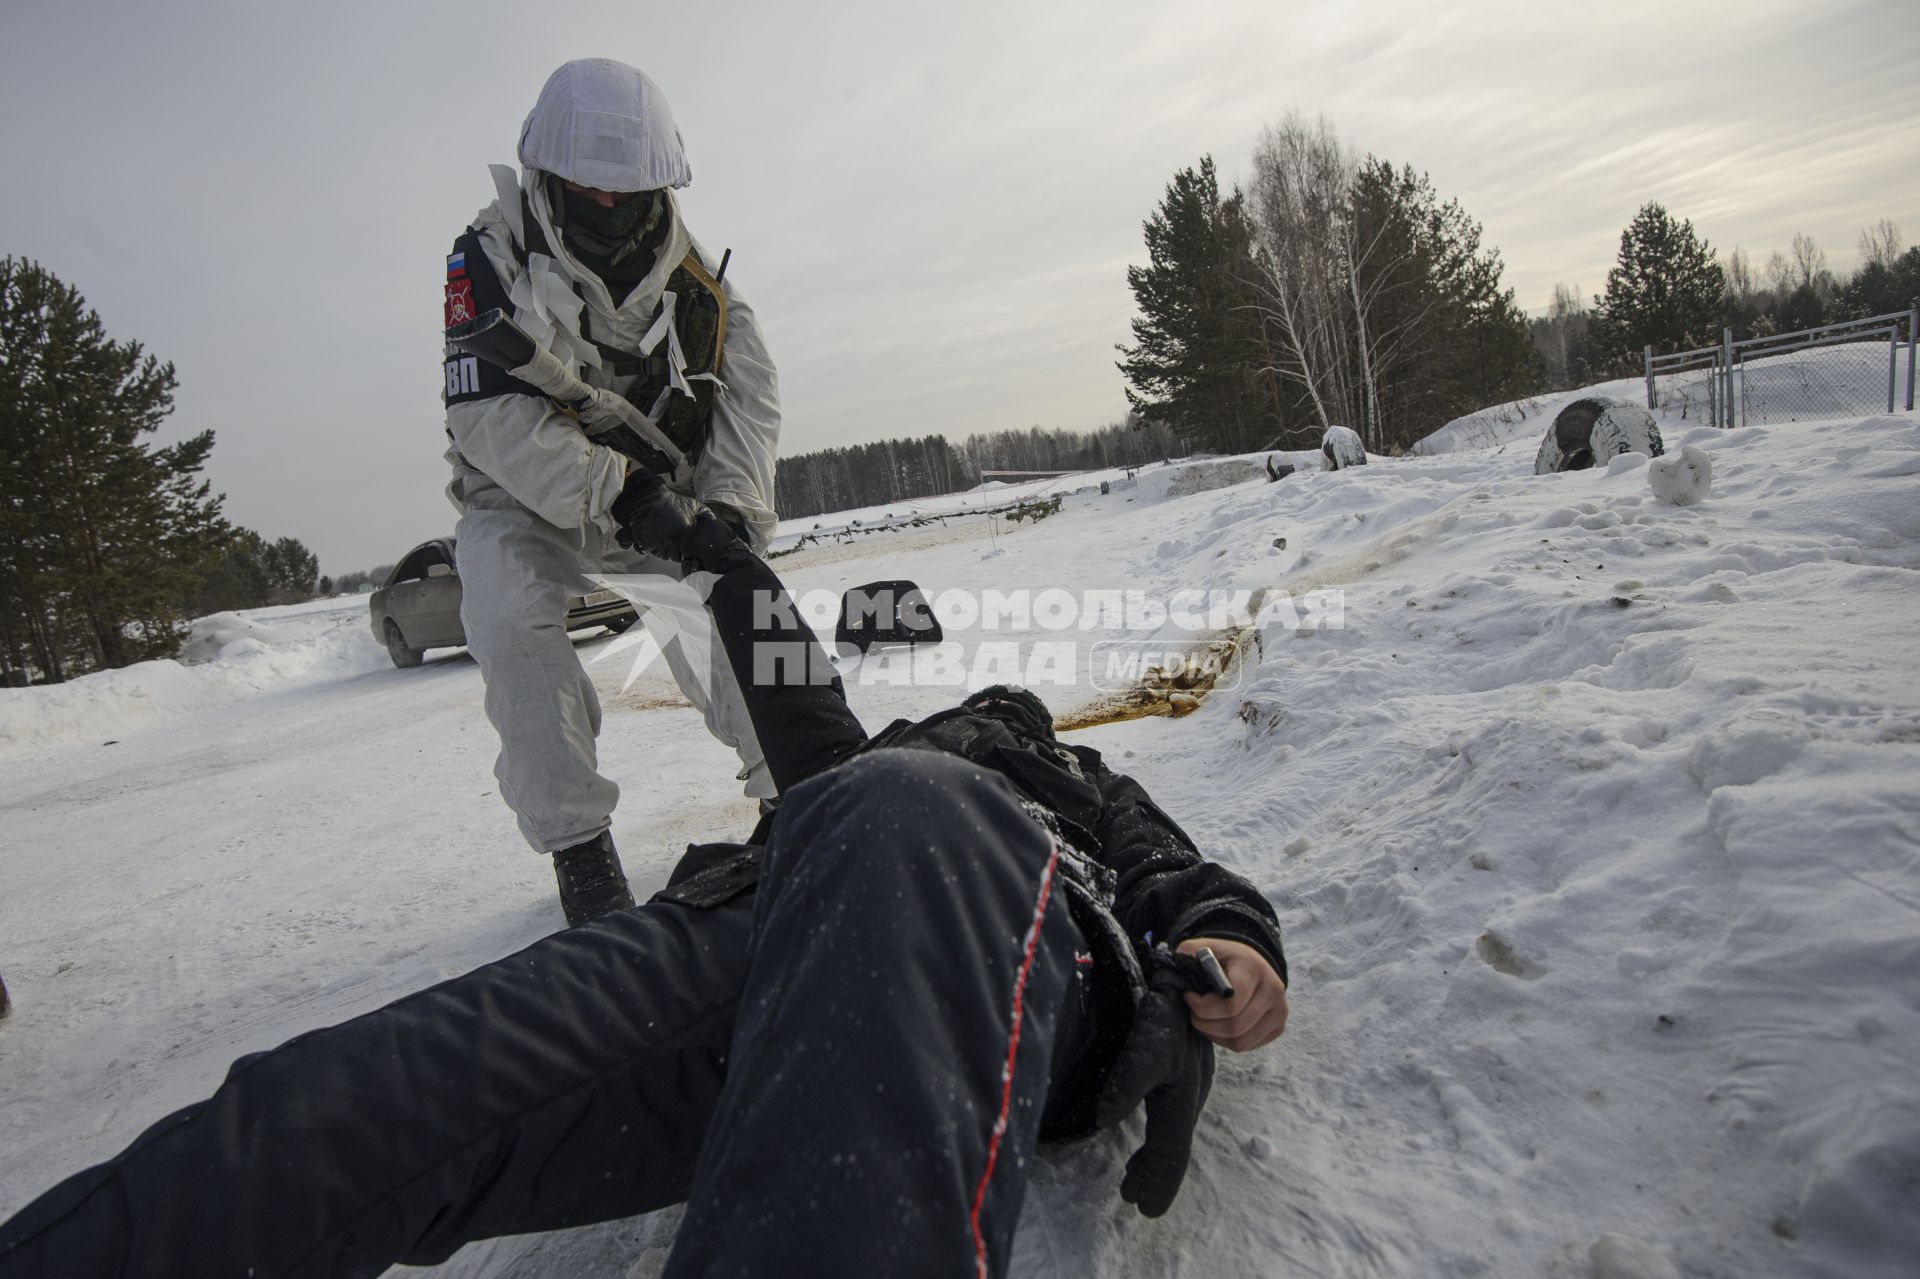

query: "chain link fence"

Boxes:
[1647, 308, 1916, 428]
[1736, 338, 1901, 425]
[1647, 345, 1722, 425]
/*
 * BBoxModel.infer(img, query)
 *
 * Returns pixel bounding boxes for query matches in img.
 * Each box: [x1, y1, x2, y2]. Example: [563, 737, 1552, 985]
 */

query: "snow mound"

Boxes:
[1410, 379, 1642, 456]
[1129, 409, 1920, 1278]
[179, 612, 303, 664]
[1647, 444, 1712, 505]
[1164, 457, 1263, 496]
[0, 600, 388, 759]
[1416, 342, 1909, 460]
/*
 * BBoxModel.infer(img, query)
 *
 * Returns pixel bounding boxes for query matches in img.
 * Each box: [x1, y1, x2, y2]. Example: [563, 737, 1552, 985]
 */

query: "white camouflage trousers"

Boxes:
[453, 478, 771, 853]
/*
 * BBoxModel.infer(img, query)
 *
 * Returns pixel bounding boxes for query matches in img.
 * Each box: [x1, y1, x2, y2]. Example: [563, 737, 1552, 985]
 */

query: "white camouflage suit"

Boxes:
[443, 60, 778, 854]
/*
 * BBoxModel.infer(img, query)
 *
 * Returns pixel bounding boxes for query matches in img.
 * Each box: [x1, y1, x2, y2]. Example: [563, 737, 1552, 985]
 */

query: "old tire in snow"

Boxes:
[1322, 425, 1368, 471]
[1534, 397, 1665, 474]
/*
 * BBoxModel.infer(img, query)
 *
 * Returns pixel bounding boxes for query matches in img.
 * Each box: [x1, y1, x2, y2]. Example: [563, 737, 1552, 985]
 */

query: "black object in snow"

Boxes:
[835, 580, 944, 655]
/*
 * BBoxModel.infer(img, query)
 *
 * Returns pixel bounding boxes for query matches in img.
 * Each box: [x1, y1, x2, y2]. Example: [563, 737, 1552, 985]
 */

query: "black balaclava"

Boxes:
[547, 174, 673, 295]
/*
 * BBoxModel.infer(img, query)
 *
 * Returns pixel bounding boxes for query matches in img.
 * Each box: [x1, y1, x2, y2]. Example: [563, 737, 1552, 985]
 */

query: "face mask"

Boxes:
[554, 179, 667, 267]
[562, 185, 660, 241]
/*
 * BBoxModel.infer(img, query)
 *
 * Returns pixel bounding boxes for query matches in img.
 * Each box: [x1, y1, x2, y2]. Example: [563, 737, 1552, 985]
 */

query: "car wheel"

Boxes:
[603, 613, 637, 635]
[384, 619, 423, 669]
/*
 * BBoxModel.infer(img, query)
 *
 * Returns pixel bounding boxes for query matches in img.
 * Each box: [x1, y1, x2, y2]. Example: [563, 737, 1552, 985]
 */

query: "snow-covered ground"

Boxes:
[3, 405, 1918, 1277]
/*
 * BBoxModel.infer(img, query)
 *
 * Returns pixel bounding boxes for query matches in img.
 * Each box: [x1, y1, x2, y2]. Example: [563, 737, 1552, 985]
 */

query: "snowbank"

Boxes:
[177, 611, 304, 664]
[1411, 377, 1643, 456]
[0, 599, 389, 759]
[1417, 341, 1914, 459]
[2, 397, 1917, 1278]
[769, 451, 1320, 552]
[1064, 411, 1920, 1277]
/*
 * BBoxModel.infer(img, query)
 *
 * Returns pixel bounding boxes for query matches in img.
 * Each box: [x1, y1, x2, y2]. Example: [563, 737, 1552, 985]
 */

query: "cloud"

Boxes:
[2, 0, 1913, 569]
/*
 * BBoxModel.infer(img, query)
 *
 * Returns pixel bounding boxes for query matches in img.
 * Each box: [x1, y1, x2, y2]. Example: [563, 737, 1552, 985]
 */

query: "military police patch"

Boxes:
[440, 232, 546, 406]
[445, 277, 476, 330]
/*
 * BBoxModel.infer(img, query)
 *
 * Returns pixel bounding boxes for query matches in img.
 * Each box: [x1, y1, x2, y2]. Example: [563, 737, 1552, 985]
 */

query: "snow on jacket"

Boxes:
[441, 170, 780, 551]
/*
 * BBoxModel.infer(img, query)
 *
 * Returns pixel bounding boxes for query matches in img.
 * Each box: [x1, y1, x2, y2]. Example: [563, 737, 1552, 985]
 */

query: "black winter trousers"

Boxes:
[0, 750, 1085, 1278]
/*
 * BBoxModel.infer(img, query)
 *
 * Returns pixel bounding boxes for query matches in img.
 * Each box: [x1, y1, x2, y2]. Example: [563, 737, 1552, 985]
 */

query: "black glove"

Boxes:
[611, 470, 754, 574]
[1095, 945, 1217, 1217]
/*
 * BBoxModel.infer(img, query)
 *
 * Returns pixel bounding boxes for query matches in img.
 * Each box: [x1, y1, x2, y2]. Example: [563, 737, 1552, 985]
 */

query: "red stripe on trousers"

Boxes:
[968, 836, 1061, 1279]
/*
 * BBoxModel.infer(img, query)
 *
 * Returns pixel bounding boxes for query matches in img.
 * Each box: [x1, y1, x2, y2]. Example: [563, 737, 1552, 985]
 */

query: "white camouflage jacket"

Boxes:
[441, 163, 780, 552]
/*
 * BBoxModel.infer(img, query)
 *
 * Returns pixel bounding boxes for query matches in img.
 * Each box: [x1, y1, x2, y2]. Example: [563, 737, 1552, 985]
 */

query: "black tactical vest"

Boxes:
[517, 190, 728, 464]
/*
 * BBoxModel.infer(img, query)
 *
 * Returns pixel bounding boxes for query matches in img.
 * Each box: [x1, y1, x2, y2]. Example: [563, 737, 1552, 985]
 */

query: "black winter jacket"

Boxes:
[653, 526, 1288, 1134]
[655, 681, 1288, 1141]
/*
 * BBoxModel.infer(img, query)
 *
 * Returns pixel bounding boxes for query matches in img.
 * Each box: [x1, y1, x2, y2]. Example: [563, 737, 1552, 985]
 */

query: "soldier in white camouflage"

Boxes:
[441, 59, 783, 923]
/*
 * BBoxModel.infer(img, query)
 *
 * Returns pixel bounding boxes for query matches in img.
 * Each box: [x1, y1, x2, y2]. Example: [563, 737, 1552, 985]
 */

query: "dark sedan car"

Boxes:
[368, 538, 638, 668]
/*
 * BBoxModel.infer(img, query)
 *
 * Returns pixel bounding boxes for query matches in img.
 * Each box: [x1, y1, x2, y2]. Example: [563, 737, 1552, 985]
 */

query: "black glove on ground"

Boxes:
[1095, 945, 1218, 1218]
[611, 471, 754, 575]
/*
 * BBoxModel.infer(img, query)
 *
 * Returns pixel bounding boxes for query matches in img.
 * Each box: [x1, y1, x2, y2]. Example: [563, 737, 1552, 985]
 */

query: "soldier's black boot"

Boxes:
[551, 831, 635, 926]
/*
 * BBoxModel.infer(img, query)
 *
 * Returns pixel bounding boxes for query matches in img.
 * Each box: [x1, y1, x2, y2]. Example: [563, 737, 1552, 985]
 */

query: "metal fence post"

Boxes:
[1891, 326, 1900, 414]
[1721, 328, 1735, 428]
[1644, 346, 1656, 409]
[1908, 303, 1916, 411]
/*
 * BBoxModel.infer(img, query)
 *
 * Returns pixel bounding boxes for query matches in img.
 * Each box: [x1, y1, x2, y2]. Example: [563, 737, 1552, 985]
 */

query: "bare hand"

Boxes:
[1177, 937, 1289, 1052]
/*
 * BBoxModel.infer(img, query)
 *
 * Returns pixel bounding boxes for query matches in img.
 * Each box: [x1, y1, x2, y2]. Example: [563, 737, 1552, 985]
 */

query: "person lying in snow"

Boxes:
[0, 476, 1290, 1279]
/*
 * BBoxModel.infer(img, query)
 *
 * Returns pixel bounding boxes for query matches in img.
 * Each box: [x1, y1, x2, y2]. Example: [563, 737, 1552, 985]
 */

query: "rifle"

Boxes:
[446, 308, 693, 485]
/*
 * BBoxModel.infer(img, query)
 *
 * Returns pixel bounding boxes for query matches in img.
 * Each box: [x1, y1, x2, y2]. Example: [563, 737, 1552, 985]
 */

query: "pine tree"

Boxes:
[192, 529, 273, 616]
[190, 529, 321, 613]
[769, 419, 1186, 520]
[0, 258, 229, 681]
[1838, 221, 1918, 321]
[1774, 282, 1828, 333]
[1117, 157, 1278, 452]
[1592, 202, 1726, 367]
[1341, 159, 1540, 446]
[265, 536, 319, 601]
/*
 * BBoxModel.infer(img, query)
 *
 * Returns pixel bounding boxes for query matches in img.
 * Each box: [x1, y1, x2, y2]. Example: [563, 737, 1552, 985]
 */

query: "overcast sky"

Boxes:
[3, 0, 1914, 573]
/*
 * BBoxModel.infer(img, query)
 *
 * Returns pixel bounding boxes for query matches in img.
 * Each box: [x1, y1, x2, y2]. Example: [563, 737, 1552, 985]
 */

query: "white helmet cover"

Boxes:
[518, 59, 692, 192]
